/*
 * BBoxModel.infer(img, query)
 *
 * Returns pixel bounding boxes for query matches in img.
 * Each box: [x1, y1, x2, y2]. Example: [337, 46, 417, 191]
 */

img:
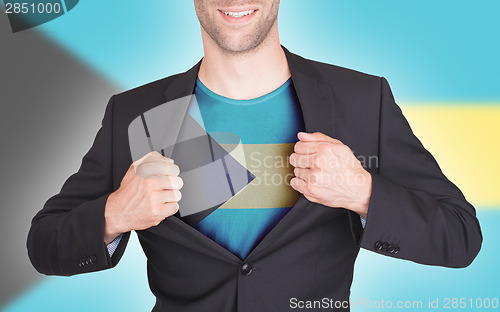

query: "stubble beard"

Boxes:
[197, 2, 279, 55]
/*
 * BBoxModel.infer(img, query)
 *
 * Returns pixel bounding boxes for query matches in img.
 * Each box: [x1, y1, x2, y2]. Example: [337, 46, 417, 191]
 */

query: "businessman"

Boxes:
[27, 0, 483, 311]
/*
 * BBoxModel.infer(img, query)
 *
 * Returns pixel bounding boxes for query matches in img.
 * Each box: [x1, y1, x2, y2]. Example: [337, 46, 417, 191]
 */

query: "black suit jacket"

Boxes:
[27, 46, 482, 311]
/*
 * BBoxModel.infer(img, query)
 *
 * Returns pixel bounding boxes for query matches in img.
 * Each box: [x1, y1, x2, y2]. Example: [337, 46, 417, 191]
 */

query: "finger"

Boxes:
[293, 167, 312, 181]
[290, 177, 317, 197]
[159, 176, 184, 190]
[289, 153, 315, 168]
[125, 152, 159, 182]
[298, 132, 342, 144]
[146, 175, 183, 191]
[157, 190, 182, 203]
[164, 163, 180, 176]
[133, 151, 162, 166]
[134, 151, 174, 168]
[161, 202, 180, 216]
[290, 177, 320, 203]
[294, 141, 323, 154]
[294, 167, 325, 186]
[290, 176, 306, 193]
[142, 154, 174, 165]
[136, 162, 180, 178]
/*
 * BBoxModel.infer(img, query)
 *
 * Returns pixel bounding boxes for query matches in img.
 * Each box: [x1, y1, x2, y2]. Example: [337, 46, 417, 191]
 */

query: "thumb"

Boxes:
[297, 132, 340, 144]
[134, 151, 159, 166]
[134, 151, 172, 167]
[129, 151, 173, 177]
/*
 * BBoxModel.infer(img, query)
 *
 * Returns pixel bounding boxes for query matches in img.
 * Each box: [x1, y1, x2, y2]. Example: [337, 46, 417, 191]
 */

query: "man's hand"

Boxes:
[289, 132, 372, 219]
[103, 151, 183, 244]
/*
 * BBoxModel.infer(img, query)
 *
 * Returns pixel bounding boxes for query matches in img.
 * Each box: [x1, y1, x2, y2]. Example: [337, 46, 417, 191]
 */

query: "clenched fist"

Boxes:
[289, 132, 372, 218]
[104, 151, 183, 244]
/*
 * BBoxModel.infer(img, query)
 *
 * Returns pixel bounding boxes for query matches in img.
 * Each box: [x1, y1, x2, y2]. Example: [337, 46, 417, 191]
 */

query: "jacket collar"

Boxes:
[163, 45, 336, 137]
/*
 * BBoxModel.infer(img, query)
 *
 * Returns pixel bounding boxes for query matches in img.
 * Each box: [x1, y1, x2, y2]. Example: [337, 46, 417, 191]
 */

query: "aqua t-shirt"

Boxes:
[190, 77, 305, 260]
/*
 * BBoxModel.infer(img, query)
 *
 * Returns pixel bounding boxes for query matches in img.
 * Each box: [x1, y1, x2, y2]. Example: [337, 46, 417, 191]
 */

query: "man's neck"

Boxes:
[197, 31, 291, 100]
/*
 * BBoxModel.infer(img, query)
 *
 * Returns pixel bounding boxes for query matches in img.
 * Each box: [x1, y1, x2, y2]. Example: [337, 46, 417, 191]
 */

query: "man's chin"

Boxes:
[216, 37, 264, 54]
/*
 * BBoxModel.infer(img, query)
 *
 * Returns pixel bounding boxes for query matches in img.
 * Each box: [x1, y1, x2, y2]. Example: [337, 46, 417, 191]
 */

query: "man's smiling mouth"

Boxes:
[220, 9, 256, 18]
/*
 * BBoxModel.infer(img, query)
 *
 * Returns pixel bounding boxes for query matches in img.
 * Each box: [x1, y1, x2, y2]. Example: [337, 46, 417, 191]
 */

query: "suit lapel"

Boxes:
[283, 46, 336, 136]
[163, 60, 201, 102]
[155, 46, 337, 261]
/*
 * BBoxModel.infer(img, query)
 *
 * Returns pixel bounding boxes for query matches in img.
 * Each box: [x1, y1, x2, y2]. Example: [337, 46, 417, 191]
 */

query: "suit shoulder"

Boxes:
[294, 53, 382, 87]
[113, 73, 182, 105]
[288, 52, 386, 113]
[106, 72, 190, 126]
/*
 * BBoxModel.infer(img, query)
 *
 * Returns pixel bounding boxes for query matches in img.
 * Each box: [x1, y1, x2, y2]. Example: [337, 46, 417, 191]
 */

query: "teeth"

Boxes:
[222, 10, 255, 18]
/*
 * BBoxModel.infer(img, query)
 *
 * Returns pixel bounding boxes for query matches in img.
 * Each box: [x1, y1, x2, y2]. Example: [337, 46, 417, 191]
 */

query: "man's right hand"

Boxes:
[104, 151, 183, 244]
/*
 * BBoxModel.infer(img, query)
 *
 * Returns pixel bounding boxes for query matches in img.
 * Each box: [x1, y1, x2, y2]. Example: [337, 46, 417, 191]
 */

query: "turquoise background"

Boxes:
[20, 0, 500, 101]
[2, 1, 499, 311]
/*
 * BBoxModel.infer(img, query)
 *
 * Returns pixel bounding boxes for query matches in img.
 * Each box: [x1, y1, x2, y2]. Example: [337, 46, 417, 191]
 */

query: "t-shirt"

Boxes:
[190, 77, 305, 259]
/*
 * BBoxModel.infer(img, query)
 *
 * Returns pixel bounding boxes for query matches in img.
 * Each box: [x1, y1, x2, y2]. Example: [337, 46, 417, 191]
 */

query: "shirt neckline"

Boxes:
[195, 77, 292, 105]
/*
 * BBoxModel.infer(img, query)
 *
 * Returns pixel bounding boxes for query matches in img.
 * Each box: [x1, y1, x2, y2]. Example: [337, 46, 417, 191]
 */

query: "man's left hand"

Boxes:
[289, 132, 372, 219]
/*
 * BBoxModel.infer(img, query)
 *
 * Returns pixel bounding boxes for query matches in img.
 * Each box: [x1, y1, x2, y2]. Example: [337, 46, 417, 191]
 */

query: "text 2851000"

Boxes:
[5, 2, 61, 14]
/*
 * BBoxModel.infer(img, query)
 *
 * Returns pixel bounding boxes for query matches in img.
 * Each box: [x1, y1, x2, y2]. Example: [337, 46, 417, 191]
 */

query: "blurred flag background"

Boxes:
[0, 1, 498, 311]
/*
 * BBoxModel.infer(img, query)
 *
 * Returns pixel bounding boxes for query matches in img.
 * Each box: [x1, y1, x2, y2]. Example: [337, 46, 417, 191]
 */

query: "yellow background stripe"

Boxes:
[401, 103, 500, 208]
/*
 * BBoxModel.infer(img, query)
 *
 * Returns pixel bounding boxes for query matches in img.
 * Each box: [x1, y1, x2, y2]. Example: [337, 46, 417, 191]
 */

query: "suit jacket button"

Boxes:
[374, 241, 383, 250]
[89, 256, 97, 265]
[387, 244, 394, 253]
[381, 242, 389, 252]
[240, 263, 253, 276]
[393, 245, 400, 254]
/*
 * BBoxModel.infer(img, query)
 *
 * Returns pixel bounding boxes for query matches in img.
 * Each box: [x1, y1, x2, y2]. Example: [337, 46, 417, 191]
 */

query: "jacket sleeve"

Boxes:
[350, 77, 482, 268]
[27, 95, 131, 276]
